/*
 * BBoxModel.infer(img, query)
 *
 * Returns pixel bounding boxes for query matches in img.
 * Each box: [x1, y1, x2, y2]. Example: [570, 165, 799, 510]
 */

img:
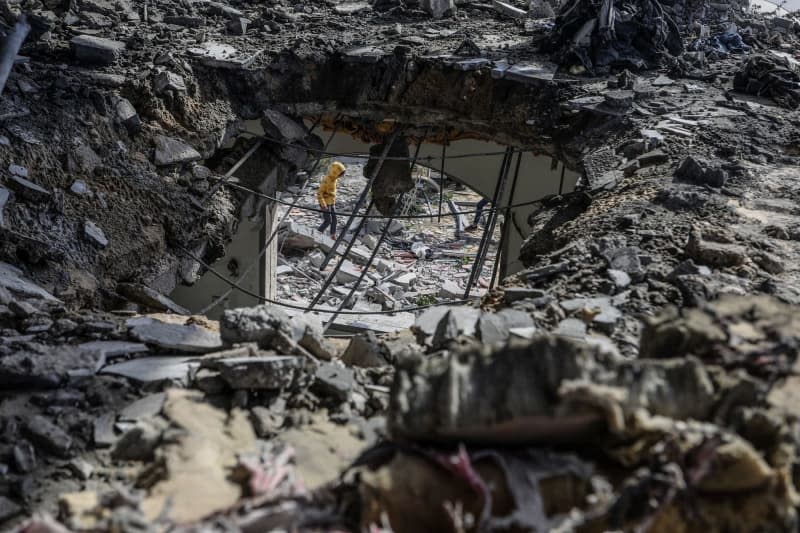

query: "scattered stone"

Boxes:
[111, 418, 164, 461]
[84, 220, 108, 248]
[68, 458, 94, 481]
[205, 355, 314, 390]
[504, 287, 546, 303]
[341, 331, 391, 367]
[288, 314, 336, 360]
[5, 174, 50, 202]
[392, 272, 417, 289]
[225, 17, 250, 35]
[220, 305, 289, 347]
[119, 393, 166, 422]
[25, 415, 72, 457]
[129, 319, 222, 353]
[607, 269, 631, 289]
[70, 35, 125, 65]
[602, 246, 643, 280]
[154, 71, 187, 93]
[93, 412, 117, 448]
[554, 317, 587, 338]
[754, 251, 785, 274]
[153, 135, 202, 166]
[604, 90, 634, 109]
[70, 180, 90, 195]
[12, 441, 36, 473]
[250, 406, 284, 438]
[686, 225, 746, 268]
[114, 97, 141, 134]
[193, 368, 227, 394]
[118, 283, 189, 315]
[477, 313, 509, 344]
[439, 280, 462, 299]
[313, 362, 355, 402]
[676, 156, 728, 187]
[100, 356, 200, 386]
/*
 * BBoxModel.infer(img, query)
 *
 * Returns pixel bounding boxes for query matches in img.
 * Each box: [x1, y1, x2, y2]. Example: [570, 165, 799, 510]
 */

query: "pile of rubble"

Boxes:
[2, 0, 800, 528]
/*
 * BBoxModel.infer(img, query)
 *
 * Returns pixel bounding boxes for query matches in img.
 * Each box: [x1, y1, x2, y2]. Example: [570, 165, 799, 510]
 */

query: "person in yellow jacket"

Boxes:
[316, 161, 346, 238]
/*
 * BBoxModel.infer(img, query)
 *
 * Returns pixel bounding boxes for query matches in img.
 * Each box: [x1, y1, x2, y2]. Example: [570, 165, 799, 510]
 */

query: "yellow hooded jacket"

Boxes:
[317, 161, 346, 208]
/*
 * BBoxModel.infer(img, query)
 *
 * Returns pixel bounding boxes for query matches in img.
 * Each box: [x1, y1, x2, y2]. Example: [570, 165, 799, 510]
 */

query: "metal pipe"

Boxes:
[437, 132, 447, 223]
[558, 163, 566, 195]
[202, 137, 265, 204]
[464, 147, 512, 298]
[319, 129, 400, 270]
[490, 151, 522, 288]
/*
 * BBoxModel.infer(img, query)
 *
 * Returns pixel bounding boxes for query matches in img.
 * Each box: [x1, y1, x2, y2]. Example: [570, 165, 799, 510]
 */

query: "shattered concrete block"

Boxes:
[153, 135, 202, 166]
[676, 156, 727, 188]
[220, 304, 290, 347]
[392, 272, 417, 289]
[154, 71, 187, 93]
[604, 90, 634, 109]
[25, 415, 72, 457]
[341, 331, 392, 367]
[390, 336, 719, 444]
[686, 225, 746, 268]
[129, 319, 222, 353]
[477, 313, 509, 344]
[336, 263, 362, 284]
[439, 280, 462, 299]
[288, 314, 336, 360]
[100, 356, 200, 387]
[205, 355, 315, 390]
[413, 306, 480, 345]
[312, 362, 355, 402]
[70, 34, 125, 65]
[262, 109, 308, 142]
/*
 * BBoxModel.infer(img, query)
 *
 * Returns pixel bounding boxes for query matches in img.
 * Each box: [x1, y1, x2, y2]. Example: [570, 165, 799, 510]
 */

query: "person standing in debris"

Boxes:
[317, 161, 346, 239]
[465, 197, 489, 232]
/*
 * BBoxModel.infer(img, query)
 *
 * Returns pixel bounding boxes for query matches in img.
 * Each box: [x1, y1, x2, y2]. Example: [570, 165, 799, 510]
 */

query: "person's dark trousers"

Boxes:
[473, 198, 489, 227]
[317, 205, 337, 235]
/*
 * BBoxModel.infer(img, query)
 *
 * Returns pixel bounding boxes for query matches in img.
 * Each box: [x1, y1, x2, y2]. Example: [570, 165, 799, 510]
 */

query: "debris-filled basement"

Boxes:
[2, 0, 800, 530]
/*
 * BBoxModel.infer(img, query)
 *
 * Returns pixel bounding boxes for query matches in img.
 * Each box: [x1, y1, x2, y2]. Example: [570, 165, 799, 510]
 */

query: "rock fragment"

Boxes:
[70, 35, 125, 65]
[25, 415, 72, 457]
[153, 136, 202, 166]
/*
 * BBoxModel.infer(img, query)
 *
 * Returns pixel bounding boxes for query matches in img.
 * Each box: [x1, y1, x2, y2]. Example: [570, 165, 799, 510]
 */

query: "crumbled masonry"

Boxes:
[2, 0, 800, 531]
